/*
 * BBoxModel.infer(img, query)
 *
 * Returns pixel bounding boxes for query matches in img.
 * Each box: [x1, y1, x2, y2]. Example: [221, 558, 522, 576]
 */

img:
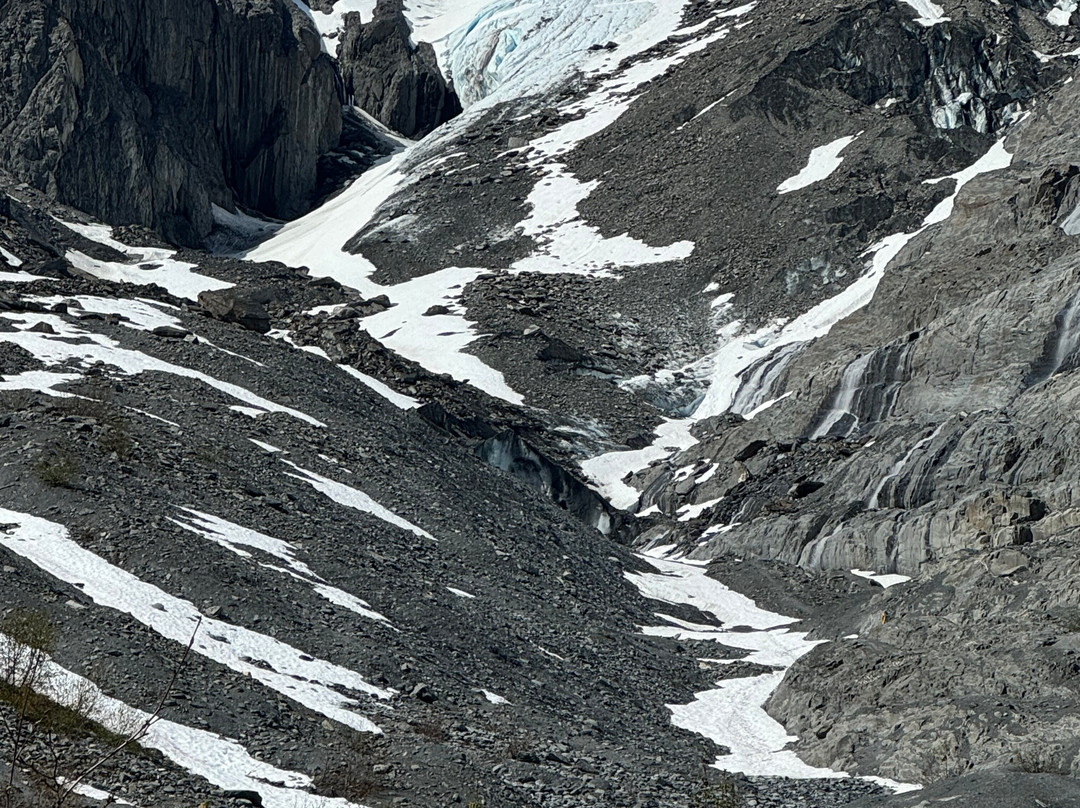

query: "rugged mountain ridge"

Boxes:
[338, 0, 463, 138]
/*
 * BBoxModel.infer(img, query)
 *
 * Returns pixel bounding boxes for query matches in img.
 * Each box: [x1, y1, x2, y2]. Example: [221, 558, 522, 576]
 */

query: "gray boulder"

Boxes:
[197, 288, 273, 334]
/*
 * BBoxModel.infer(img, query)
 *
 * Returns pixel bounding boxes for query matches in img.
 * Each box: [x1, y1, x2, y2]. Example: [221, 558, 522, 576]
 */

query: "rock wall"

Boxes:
[338, 0, 461, 138]
[0, 0, 342, 245]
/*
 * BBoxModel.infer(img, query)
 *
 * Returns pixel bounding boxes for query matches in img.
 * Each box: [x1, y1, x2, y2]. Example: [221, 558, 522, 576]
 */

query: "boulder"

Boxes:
[197, 288, 272, 334]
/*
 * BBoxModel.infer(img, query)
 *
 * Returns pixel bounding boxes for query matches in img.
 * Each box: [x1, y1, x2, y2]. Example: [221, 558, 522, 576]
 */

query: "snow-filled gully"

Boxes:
[626, 549, 919, 793]
[583, 138, 1015, 509]
[247, 0, 754, 407]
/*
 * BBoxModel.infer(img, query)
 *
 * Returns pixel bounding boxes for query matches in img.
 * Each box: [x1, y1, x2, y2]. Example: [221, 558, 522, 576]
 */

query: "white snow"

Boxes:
[851, 569, 912, 588]
[170, 508, 391, 624]
[0, 310, 323, 426]
[0, 270, 43, 283]
[626, 557, 797, 631]
[55, 780, 134, 806]
[628, 554, 919, 789]
[0, 370, 81, 397]
[59, 219, 232, 301]
[249, 0, 758, 404]
[22, 652, 367, 808]
[1048, 0, 1077, 24]
[580, 419, 698, 509]
[0, 246, 24, 267]
[0, 508, 392, 734]
[898, 0, 949, 25]
[481, 689, 510, 705]
[230, 405, 267, 418]
[283, 461, 436, 540]
[338, 365, 420, 409]
[676, 497, 724, 522]
[246, 161, 522, 405]
[777, 134, 859, 194]
[249, 438, 284, 453]
[447, 586, 476, 599]
[583, 138, 1014, 508]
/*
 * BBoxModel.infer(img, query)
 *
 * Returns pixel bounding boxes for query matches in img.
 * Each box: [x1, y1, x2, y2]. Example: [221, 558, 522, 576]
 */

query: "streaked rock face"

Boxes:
[0, 0, 342, 245]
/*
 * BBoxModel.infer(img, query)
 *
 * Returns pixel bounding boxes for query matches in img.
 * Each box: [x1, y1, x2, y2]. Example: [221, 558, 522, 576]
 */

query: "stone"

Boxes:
[989, 549, 1028, 577]
[197, 289, 272, 334]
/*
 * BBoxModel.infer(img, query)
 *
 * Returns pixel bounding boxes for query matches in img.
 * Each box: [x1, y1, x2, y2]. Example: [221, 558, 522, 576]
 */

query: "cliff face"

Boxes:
[0, 0, 342, 245]
[337, 0, 461, 138]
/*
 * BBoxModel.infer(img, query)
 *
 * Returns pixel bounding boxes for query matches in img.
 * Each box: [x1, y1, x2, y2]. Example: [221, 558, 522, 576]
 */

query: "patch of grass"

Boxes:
[313, 733, 386, 803]
[99, 423, 133, 460]
[691, 775, 742, 808]
[33, 452, 80, 488]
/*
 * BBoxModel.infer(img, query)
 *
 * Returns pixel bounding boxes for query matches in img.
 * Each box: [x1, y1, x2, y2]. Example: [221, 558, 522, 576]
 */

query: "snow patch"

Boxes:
[0, 311, 322, 426]
[22, 652, 367, 808]
[283, 462, 435, 540]
[777, 134, 859, 194]
[898, 0, 949, 25]
[0, 509, 391, 733]
[59, 219, 231, 301]
[628, 555, 919, 789]
[0, 246, 24, 267]
[170, 508, 391, 624]
[851, 569, 912, 588]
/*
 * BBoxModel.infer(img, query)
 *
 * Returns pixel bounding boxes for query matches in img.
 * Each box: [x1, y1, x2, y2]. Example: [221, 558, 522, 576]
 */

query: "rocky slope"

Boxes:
[5, 0, 1080, 804]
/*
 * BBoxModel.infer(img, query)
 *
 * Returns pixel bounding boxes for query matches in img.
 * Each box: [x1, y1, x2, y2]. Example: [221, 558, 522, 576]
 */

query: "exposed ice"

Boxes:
[283, 461, 436, 540]
[447, 586, 476, 599]
[777, 134, 859, 194]
[0, 508, 391, 733]
[481, 689, 510, 705]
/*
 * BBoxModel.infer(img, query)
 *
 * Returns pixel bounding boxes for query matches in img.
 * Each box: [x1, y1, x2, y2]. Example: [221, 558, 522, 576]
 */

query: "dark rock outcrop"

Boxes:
[198, 288, 274, 334]
[338, 0, 462, 138]
[0, 0, 342, 246]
